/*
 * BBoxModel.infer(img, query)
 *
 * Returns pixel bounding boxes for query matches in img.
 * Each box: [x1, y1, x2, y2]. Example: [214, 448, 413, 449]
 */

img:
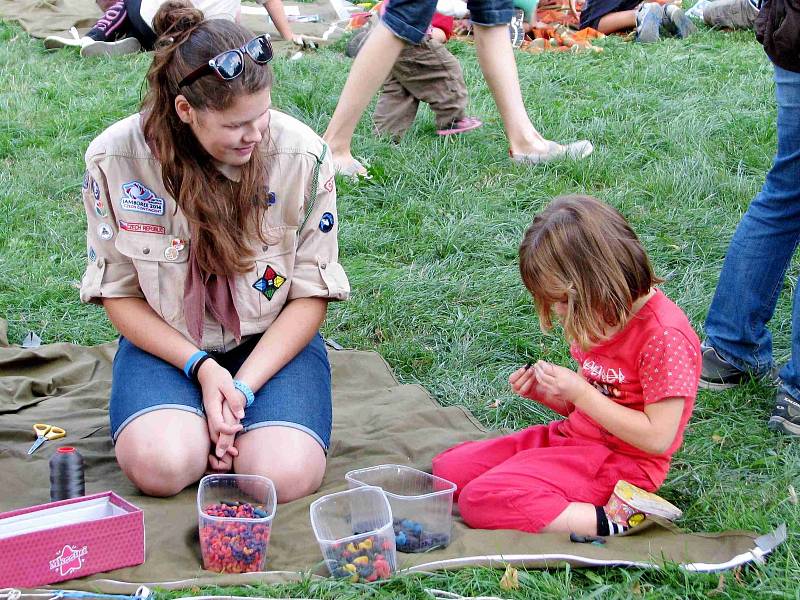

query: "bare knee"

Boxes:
[235, 427, 326, 503]
[116, 431, 207, 497]
[240, 451, 325, 503]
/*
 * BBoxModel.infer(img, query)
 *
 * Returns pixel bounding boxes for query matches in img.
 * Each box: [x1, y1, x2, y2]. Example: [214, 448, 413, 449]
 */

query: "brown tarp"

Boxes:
[0, 320, 784, 590]
[0, 0, 344, 51]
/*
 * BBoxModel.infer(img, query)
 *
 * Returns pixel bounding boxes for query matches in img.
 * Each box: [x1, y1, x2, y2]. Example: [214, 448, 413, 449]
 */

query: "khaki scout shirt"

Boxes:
[79, 110, 350, 352]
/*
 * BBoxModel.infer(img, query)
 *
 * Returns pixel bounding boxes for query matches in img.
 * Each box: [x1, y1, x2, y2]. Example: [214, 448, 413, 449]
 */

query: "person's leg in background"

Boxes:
[44, 0, 142, 56]
[702, 65, 800, 435]
[373, 73, 422, 141]
[323, 0, 437, 176]
[467, 0, 593, 162]
[387, 40, 481, 135]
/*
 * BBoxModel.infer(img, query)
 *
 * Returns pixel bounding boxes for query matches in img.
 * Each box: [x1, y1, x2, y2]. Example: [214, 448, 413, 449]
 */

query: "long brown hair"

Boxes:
[142, 1, 272, 275]
[519, 195, 662, 349]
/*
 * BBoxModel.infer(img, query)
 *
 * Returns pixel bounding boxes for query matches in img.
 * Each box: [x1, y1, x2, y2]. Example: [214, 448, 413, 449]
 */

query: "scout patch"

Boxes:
[82, 171, 90, 190]
[95, 197, 108, 218]
[319, 212, 335, 233]
[91, 180, 101, 202]
[252, 265, 286, 300]
[323, 176, 334, 193]
[97, 223, 114, 241]
[267, 191, 277, 206]
[88, 247, 96, 263]
[120, 181, 165, 216]
[119, 221, 166, 235]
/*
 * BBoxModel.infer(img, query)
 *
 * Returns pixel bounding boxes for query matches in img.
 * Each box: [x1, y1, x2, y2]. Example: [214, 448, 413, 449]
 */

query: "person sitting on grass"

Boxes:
[44, 0, 304, 57]
[78, 0, 349, 500]
[433, 195, 700, 536]
[347, 10, 482, 141]
[579, 0, 696, 43]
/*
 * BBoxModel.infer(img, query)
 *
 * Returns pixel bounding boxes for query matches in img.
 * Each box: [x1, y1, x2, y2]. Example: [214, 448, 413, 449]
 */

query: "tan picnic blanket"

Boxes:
[0, 0, 344, 51]
[0, 319, 785, 591]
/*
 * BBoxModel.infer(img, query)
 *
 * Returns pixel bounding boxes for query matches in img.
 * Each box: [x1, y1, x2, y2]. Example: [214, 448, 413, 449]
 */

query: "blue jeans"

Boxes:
[383, 0, 514, 44]
[705, 65, 800, 397]
[109, 333, 333, 450]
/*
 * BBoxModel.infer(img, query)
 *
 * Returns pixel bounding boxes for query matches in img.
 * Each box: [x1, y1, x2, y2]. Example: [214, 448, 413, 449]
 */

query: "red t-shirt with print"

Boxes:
[558, 289, 701, 486]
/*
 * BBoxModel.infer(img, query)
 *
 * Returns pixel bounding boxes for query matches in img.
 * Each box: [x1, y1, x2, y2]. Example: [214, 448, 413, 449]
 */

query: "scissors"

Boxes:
[27, 423, 66, 455]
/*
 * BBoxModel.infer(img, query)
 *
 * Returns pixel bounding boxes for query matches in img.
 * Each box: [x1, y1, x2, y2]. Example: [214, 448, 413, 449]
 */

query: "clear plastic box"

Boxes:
[197, 474, 276, 573]
[309, 485, 396, 582]
[345, 464, 456, 553]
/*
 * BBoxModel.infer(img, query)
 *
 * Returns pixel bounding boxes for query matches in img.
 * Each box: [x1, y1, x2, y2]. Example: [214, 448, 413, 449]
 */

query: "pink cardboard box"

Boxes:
[0, 491, 144, 587]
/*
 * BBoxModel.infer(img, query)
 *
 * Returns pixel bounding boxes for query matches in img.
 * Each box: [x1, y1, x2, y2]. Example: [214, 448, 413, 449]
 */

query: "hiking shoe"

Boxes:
[768, 390, 800, 436]
[636, 3, 664, 43]
[662, 4, 697, 38]
[604, 481, 682, 528]
[80, 36, 141, 57]
[509, 9, 526, 48]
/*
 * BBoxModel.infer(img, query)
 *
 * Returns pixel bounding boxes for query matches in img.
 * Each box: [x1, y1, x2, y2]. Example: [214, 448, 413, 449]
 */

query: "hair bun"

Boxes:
[152, 0, 204, 39]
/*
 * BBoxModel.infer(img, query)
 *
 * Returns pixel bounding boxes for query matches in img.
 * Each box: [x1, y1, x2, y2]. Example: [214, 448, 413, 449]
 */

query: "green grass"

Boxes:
[1, 20, 798, 598]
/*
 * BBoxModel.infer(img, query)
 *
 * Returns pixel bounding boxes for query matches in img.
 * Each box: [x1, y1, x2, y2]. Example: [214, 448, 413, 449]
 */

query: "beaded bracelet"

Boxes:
[232, 379, 255, 408]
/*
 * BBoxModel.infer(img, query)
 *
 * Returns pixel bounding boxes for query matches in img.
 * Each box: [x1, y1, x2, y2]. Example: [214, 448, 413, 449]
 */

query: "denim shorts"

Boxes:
[383, 0, 514, 44]
[109, 333, 332, 450]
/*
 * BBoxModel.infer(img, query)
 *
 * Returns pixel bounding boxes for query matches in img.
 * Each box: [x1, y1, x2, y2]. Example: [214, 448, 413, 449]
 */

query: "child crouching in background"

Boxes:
[434, 196, 700, 536]
[347, 11, 482, 140]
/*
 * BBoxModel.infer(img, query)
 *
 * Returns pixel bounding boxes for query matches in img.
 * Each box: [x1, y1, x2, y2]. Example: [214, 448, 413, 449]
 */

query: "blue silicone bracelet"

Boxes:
[232, 379, 255, 407]
[183, 350, 208, 379]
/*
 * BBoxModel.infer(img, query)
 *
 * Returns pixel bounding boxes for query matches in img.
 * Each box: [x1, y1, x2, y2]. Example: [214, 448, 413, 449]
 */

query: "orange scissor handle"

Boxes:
[33, 423, 66, 440]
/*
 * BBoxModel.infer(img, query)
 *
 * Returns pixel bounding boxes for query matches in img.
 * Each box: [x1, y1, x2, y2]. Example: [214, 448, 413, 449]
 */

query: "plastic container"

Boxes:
[197, 474, 276, 573]
[309, 485, 396, 582]
[346, 464, 456, 553]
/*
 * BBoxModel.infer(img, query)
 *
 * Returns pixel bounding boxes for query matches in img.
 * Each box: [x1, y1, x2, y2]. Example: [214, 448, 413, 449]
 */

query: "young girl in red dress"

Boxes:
[433, 195, 700, 536]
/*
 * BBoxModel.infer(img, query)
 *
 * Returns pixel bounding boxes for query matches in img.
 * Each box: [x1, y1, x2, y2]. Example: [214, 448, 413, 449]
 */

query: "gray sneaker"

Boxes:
[699, 342, 779, 390]
[699, 343, 751, 390]
[636, 3, 664, 43]
[662, 4, 697, 38]
[768, 390, 800, 437]
[80, 36, 141, 58]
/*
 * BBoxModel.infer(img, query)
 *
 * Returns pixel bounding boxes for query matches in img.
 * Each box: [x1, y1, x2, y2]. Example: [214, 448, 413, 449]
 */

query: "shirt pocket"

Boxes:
[115, 230, 190, 324]
[235, 226, 296, 321]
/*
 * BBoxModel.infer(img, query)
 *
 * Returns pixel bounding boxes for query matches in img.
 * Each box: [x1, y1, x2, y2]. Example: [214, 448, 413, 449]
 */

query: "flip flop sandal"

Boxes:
[510, 140, 594, 164]
[436, 117, 483, 136]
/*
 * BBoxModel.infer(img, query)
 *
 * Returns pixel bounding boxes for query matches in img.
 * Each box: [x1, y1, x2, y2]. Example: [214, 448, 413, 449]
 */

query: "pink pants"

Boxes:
[432, 421, 657, 533]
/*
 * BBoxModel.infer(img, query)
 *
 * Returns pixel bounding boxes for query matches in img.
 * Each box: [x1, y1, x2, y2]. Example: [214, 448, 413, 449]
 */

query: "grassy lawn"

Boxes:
[1, 18, 798, 598]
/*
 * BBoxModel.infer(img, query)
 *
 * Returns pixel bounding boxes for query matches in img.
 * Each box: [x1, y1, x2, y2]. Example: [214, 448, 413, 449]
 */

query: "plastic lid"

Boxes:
[57, 447, 76, 453]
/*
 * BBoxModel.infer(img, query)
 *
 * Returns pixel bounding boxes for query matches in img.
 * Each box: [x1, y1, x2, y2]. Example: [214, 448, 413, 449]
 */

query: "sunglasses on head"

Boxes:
[178, 34, 273, 89]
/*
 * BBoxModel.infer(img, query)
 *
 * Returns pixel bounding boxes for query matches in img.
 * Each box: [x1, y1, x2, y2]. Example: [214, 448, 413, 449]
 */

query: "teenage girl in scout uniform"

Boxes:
[79, 0, 349, 500]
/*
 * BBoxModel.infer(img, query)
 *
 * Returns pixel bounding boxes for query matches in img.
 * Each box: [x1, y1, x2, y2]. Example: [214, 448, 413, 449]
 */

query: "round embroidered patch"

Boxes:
[97, 223, 113, 241]
[319, 212, 335, 233]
